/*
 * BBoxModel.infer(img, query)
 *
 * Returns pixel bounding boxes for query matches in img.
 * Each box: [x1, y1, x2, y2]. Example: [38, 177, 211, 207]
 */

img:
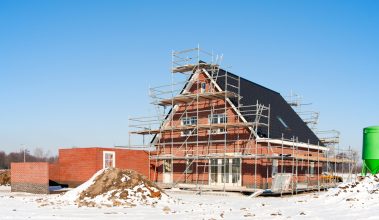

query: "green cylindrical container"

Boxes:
[362, 126, 379, 175]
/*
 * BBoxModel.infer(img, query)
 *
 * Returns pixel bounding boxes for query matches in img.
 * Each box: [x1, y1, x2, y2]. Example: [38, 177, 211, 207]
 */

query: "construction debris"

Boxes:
[0, 170, 10, 186]
[61, 168, 168, 207]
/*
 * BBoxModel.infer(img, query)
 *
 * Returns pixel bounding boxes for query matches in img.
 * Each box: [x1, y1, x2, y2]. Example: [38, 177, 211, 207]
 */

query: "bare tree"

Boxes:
[33, 147, 50, 161]
[0, 149, 57, 168]
[0, 151, 6, 169]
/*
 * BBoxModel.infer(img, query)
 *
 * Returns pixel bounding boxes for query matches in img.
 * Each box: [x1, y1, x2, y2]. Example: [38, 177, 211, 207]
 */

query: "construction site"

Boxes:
[128, 47, 358, 195]
[0, 48, 373, 219]
[3, 0, 379, 218]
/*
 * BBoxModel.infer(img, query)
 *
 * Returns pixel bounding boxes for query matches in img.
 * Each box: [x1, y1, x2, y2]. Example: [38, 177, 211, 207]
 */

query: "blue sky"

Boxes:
[0, 1, 378, 155]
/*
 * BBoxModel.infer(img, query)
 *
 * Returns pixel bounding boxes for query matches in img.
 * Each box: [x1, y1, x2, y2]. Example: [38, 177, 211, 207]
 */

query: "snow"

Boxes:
[2, 175, 379, 219]
[120, 175, 130, 182]
[60, 168, 106, 202]
[321, 174, 379, 209]
[0, 185, 11, 191]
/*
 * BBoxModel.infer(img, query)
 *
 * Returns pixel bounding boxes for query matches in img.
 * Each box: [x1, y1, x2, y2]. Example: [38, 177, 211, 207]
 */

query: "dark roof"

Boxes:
[215, 69, 321, 145]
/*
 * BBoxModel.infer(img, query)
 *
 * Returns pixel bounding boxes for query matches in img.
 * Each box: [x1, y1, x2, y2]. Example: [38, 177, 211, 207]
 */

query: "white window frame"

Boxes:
[208, 114, 227, 134]
[181, 129, 198, 136]
[181, 116, 197, 126]
[181, 116, 197, 136]
[208, 158, 241, 186]
[103, 151, 116, 169]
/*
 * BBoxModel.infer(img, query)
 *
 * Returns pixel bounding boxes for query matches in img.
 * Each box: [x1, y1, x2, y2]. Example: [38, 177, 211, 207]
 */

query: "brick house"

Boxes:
[129, 49, 339, 192]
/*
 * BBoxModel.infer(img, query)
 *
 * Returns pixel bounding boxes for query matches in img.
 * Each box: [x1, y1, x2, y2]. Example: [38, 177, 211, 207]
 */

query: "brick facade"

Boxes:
[51, 147, 149, 187]
[150, 71, 324, 189]
[11, 162, 49, 194]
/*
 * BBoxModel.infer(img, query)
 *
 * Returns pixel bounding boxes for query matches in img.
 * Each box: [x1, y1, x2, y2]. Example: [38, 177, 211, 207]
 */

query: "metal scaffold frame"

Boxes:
[128, 47, 357, 195]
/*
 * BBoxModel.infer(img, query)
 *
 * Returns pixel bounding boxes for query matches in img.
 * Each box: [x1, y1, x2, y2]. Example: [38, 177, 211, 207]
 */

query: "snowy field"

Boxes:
[1, 182, 379, 220]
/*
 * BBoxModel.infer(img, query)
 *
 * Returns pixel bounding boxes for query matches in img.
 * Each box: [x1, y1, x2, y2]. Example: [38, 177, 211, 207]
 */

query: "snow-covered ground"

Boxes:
[1, 182, 379, 220]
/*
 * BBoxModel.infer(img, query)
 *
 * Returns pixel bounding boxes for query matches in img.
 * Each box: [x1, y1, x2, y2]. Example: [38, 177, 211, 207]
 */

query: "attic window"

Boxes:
[277, 116, 289, 129]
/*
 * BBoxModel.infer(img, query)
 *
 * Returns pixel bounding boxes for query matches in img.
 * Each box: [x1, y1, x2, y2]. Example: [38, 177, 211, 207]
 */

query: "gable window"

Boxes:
[277, 116, 289, 129]
[181, 116, 197, 136]
[182, 116, 197, 126]
[200, 82, 206, 93]
[103, 151, 115, 169]
[208, 114, 227, 134]
[208, 114, 227, 124]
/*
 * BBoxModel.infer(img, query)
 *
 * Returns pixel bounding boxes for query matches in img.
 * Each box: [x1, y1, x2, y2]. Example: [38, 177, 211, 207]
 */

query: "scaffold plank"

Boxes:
[158, 91, 238, 106]
[130, 121, 265, 135]
[172, 63, 219, 73]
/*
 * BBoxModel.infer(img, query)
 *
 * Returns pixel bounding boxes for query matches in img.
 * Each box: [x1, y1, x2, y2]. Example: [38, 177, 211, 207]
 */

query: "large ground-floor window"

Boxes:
[209, 158, 241, 186]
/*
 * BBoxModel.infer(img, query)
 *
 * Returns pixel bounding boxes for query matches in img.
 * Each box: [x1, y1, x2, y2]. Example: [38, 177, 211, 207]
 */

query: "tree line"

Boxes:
[0, 148, 58, 169]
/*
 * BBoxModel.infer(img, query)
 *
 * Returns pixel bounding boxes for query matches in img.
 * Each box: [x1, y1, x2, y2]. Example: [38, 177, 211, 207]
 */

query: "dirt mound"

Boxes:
[0, 170, 10, 186]
[62, 168, 167, 207]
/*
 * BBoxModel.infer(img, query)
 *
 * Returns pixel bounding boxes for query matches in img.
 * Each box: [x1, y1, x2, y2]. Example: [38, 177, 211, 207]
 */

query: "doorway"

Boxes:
[163, 159, 172, 184]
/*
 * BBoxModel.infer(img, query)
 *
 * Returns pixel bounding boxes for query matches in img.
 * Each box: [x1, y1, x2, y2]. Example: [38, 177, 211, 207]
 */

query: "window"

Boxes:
[221, 158, 229, 183]
[208, 114, 228, 124]
[181, 116, 197, 136]
[182, 129, 197, 136]
[232, 158, 241, 184]
[272, 159, 278, 177]
[208, 114, 227, 124]
[208, 114, 227, 134]
[103, 151, 115, 169]
[201, 82, 206, 93]
[277, 116, 289, 129]
[210, 159, 218, 183]
[209, 128, 227, 134]
[186, 159, 194, 173]
[310, 162, 315, 177]
[182, 116, 197, 126]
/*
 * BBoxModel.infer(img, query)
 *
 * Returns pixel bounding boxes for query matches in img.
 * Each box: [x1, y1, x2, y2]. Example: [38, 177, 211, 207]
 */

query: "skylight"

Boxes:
[277, 116, 289, 128]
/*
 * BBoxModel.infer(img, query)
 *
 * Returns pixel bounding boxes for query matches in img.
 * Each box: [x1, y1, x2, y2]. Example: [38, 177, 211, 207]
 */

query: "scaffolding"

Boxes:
[129, 47, 357, 195]
[285, 91, 319, 131]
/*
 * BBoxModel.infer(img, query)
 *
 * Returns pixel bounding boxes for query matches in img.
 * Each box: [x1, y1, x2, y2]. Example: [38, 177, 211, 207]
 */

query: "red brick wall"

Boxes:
[49, 163, 60, 183]
[11, 162, 49, 194]
[111, 148, 149, 177]
[56, 147, 149, 187]
[57, 148, 99, 186]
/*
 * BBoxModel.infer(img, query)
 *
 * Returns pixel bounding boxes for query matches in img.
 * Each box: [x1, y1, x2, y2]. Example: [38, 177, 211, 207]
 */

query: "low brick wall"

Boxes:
[11, 162, 49, 194]
[49, 163, 60, 184]
[57, 147, 149, 187]
[11, 182, 49, 194]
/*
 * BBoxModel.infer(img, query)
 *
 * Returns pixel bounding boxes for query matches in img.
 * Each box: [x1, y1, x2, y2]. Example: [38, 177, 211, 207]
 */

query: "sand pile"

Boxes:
[62, 168, 168, 207]
[0, 170, 10, 186]
[323, 174, 379, 203]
